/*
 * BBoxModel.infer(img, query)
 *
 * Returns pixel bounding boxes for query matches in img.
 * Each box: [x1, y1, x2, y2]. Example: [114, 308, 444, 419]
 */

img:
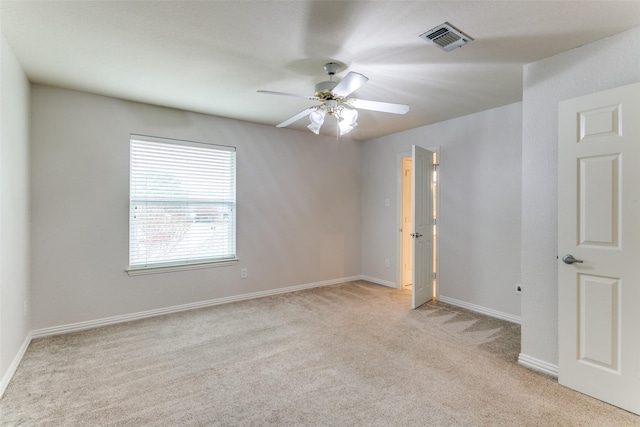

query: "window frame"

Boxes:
[126, 134, 238, 276]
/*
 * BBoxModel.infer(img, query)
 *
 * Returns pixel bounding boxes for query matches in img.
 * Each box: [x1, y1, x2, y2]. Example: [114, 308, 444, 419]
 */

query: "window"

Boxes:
[128, 135, 236, 273]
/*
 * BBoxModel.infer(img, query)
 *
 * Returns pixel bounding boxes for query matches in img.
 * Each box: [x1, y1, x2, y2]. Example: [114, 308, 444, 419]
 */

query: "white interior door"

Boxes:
[558, 82, 640, 414]
[412, 145, 434, 309]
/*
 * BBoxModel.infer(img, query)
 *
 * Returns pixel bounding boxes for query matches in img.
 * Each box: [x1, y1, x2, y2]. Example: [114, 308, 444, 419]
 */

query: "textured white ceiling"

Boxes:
[2, 1, 640, 140]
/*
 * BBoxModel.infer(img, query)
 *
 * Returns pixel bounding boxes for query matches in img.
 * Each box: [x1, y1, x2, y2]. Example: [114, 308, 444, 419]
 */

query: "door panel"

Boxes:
[578, 155, 619, 247]
[578, 274, 619, 371]
[412, 145, 433, 309]
[558, 82, 640, 414]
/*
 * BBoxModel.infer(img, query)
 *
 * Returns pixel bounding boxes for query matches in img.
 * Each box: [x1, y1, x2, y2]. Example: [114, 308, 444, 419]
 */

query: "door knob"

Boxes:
[410, 233, 423, 238]
[562, 254, 583, 264]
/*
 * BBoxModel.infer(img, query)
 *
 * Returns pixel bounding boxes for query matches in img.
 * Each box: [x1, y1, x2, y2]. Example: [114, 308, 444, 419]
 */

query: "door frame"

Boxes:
[396, 146, 440, 298]
[400, 156, 413, 289]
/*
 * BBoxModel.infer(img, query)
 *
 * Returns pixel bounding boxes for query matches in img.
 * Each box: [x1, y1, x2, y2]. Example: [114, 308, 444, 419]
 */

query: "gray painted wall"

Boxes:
[30, 85, 362, 329]
[361, 103, 522, 318]
[0, 35, 31, 382]
[521, 27, 640, 366]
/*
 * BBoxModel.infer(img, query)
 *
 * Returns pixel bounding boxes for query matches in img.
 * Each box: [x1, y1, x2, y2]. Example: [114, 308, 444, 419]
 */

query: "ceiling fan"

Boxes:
[258, 63, 410, 136]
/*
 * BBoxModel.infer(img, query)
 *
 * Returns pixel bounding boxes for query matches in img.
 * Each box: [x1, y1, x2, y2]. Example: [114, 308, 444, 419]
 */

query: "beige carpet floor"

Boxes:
[1, 280, 638, 426]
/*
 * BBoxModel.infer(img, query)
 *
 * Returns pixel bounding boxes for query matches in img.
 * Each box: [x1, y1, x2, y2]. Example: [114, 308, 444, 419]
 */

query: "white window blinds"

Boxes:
[129, 135, 236, 269]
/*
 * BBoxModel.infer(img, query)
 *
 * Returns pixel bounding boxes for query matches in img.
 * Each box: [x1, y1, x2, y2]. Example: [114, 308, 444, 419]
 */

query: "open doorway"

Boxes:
[399, 150, 438, 300]
[401, 157, 413, 289]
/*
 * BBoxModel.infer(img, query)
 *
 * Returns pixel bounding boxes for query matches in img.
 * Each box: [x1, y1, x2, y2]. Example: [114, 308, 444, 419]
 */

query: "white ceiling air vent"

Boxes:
[419, 22, 474, 52]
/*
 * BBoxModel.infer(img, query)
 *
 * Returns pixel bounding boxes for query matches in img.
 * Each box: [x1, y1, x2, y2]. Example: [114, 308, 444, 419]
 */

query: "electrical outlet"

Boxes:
[241, 268, 248, 279]
[385, 259, 390, 268]
[515, 284, 522, 295]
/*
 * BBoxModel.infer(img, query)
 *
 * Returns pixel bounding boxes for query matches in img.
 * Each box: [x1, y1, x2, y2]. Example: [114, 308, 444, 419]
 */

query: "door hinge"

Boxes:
[433, 163, 439, 171]
[433, 218, 437, 225]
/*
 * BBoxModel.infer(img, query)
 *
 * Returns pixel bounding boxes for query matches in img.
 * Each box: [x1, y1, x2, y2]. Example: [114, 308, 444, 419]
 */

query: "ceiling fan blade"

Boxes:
[258, 90, 317, 100]
[349, 98, 410, 114]
[276, 107, 317, 128]
[332, 72, 369, 97]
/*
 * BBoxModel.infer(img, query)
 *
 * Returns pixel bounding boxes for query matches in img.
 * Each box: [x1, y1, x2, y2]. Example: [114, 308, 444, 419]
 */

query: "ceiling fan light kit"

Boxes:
[307, 108, 326, 134]
[337, 107, 358, 136]
[306, 102, 358, 136]
[258, 62, 409, 137]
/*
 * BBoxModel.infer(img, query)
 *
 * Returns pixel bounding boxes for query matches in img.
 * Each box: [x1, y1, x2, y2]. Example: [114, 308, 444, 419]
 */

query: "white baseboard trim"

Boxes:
[437, 295, 522, 324]
[360, 275, 398, 289]
[0, 332, 33, 399]
[31, 276, 362, 339]
[518, 353, 559, 378]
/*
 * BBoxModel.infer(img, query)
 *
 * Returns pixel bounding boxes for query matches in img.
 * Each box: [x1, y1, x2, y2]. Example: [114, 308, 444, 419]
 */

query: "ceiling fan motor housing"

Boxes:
[315, 81, 339, 99]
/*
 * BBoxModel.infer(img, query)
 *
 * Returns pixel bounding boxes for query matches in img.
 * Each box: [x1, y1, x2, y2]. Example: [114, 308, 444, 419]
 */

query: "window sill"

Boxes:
[126, 258, 239, 276]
